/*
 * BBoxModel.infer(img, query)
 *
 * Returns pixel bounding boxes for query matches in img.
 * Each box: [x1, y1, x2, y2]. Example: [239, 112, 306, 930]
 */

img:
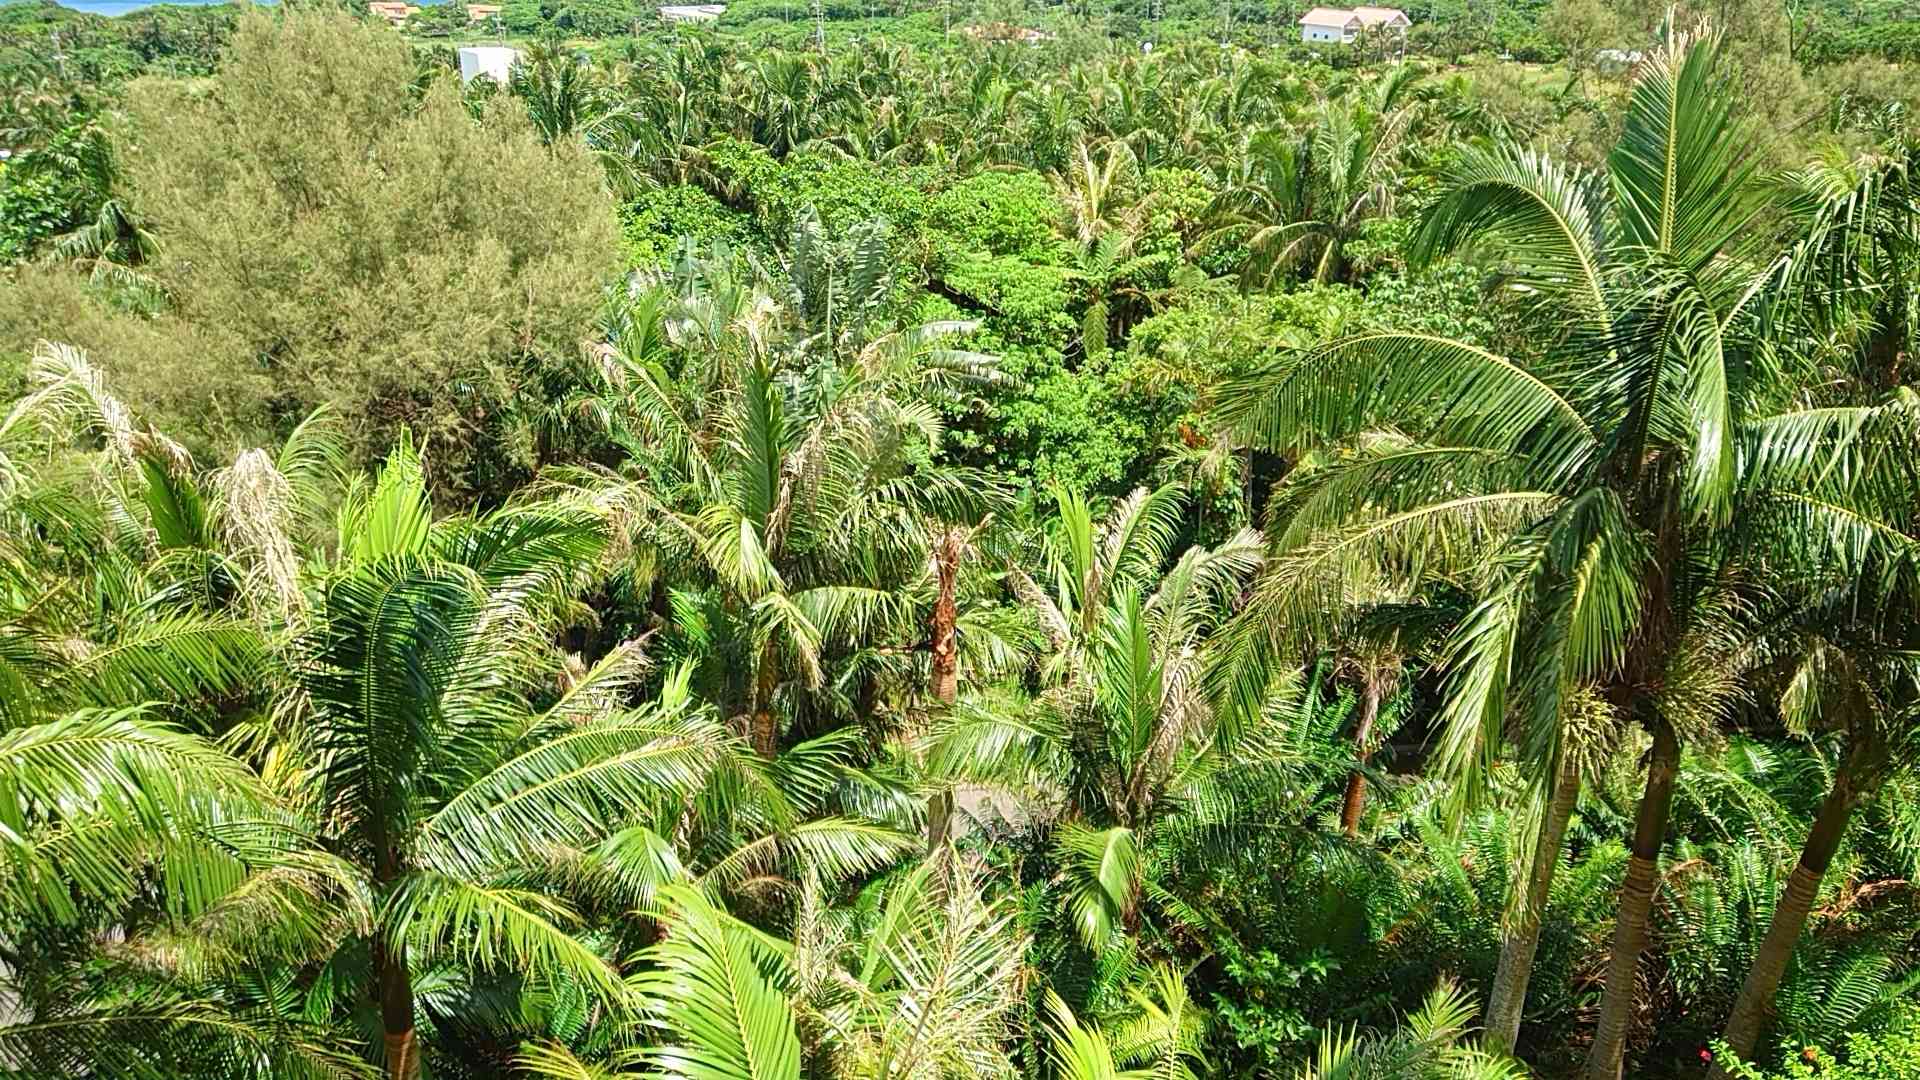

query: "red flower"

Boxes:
[1699, 1049, 1714, 1062]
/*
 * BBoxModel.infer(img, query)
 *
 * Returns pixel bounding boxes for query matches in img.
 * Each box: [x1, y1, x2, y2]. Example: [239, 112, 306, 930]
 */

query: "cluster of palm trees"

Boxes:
[500, 35, 1512, 291]
[5, 20, 1920, 1080]
[1218, 26, 1920, 1079]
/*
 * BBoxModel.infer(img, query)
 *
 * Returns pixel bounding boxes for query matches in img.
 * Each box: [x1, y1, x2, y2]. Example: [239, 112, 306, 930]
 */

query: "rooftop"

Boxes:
[1298, 5, 1409, 25]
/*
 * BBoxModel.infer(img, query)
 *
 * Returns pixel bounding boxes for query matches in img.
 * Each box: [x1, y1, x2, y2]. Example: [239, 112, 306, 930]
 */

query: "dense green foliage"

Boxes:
[2, 10, 619, 501]
[4, 4, 1920, 1080]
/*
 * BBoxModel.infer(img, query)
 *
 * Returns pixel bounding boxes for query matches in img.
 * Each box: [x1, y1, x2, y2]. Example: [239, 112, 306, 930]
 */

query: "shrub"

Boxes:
[1712, 1003, 1920, 1079]
[0, 8, 621, 502]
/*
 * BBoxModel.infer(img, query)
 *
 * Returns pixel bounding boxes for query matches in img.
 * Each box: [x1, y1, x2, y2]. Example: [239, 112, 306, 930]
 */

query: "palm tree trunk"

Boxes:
[930, 529, 961, 706]
[1584, 719, 1681, 1080]
[926, 529, 961, 854]
[751, 642, 780, 758]
[1338, 678, 1381, 838]
[375, 937, 418, 1080]
[372, 845, 417, 1080]
[1711, 739, 1881, 1077]
[1484, 751, 1582, 1055]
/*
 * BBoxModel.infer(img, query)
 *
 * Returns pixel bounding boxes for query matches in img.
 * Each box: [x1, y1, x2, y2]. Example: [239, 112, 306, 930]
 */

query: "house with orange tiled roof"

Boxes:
[368, 1, 416, 25]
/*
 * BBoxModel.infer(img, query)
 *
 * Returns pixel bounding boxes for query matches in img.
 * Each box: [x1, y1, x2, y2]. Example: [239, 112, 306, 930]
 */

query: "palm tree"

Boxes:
[285, 437, 734, 1079]
[0, 701, 365, 1079]
[510, 40, 611, 145]
[1704, 134, 1920, 1074]
[18, 122, 162, 295]
[788, 859, 1029, 1076]
[0, 351, 706, 1078]
[521, 855, 1029, 1078]
[1215, 28, 1920, 1072]
[1331, 601, 1454, 838]
[918, 517, 1027, 853]
[745, 51, 829, 157]
[1045, 988, 1153, 1080]
[930, 485, 1276, 948]
[563, 228, 998, 759]
[1055, 139, 1143, 250]
[1209, 514, 1462, 841]
[1201, 67, 1423, 287]
[1709, 595, 1920, 1072]
[0, 343, 279, 721]
[1063, 230, 1174, 358]
[923, 525, 966, 852]
[1776, 133, 1920, 393]
[0, 374, 343, 1076]
[1108, 963, 1212, 1079]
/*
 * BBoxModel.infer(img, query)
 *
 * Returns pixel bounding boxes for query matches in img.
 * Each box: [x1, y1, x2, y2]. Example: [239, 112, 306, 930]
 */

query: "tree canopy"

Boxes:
[4, 5, 1920, 1080]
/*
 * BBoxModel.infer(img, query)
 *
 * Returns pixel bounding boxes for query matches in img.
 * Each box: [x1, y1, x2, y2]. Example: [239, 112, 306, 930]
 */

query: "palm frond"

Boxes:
[633, 884, 803, 1080]
[1608, 26, 1762, 269]
[386, 873, 627, 1005]
[1055, 823, 1142, 950]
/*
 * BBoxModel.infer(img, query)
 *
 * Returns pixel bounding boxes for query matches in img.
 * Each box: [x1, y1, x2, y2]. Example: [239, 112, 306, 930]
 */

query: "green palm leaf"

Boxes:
[1608, 28, 1762, 269]
[338, 433, 432, 564]
[1220, 334, 1597, 477]
[385, 873, 627, 1006]
[51, 611, 266, 709]
[417, 708, 728, 880]
[1055, 822, 1141, 950]
[1046, 990, 1150, 1080]
[299, 559, 484, 833]
[1412, 142, 1612, 322]
[0, 706, 279, 920]
[634, 884, 803, 1080]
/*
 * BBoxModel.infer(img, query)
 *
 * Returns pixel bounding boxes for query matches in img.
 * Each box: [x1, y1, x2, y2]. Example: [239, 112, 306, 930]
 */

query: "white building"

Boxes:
[659, 4, 725, 22]
[1595, 47, 1646, 67]
[1298, 6, 1410, 43]
[457, 46, 520, 86]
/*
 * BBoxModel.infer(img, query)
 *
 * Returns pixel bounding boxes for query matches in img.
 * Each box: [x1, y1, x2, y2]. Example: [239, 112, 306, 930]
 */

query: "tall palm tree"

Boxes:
[1776, 133, 1920, 394]
[918, 516, 1027, 854]
[1208, 510, 1462, 840]
[931, 485, 1275, 948]
[1712, 564, 1920, 1071]
[1704, 134, 1920, 1074]
[285, 438, 734, 1079]
[1216, 28, 1920, 1073]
